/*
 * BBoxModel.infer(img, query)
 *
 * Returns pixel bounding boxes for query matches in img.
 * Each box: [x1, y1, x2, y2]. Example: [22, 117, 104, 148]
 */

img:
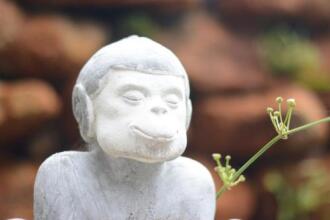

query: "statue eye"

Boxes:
[122, 90, 144, 103]
[164, 94, 180, 107]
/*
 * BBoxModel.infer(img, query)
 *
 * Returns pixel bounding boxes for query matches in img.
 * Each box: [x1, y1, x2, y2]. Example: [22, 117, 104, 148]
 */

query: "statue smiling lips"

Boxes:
[129, 120, 178, 142]
[34, 36, 216, 220]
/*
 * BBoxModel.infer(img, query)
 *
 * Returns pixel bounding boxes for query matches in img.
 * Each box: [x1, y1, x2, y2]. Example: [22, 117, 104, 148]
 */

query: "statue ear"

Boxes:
[72, 84, 95, 142]
[186, 99, 192, 130]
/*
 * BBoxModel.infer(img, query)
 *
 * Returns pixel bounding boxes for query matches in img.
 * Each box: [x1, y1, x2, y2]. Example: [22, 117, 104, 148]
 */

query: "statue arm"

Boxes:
[179, 159, 216, 220]
[33, 153, 81, 220]
[188, 173, 216, 220]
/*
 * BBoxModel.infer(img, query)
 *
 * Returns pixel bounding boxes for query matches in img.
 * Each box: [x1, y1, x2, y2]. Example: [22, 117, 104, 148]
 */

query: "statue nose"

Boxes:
[151, 106, 168, 115]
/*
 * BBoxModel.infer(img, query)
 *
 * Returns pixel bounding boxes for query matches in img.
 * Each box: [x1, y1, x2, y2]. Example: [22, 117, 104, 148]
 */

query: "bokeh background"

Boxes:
[0, 0, 330, 219]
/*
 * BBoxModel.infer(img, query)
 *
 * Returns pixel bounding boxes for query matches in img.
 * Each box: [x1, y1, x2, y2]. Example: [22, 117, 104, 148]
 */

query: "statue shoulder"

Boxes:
[171, 156, 214, 184]
[34, 151, 86, 191]
[37, 151, 85, 175]
[166, 156, 216, 197]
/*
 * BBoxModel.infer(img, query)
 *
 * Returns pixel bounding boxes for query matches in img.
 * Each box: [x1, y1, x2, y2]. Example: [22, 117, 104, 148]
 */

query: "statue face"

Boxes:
[93, 70, 188, 163]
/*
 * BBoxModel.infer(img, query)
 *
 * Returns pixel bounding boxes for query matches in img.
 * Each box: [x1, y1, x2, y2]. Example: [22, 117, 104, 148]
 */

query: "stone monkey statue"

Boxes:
[34, 36, 216, 220]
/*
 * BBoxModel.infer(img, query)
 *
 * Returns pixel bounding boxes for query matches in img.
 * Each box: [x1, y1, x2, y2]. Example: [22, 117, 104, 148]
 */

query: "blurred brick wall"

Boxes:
[1, 0, 330, 219]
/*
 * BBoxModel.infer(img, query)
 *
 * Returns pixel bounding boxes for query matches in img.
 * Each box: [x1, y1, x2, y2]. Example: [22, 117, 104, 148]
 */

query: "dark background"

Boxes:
[0, 0, 330, 219]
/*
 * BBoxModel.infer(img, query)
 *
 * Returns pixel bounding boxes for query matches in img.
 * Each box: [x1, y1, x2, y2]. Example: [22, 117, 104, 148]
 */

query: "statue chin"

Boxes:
[122, 147, 185, 163]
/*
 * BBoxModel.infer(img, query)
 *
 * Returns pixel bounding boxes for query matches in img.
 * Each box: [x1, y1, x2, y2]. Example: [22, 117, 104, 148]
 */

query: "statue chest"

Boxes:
[64, 165, 187, 219]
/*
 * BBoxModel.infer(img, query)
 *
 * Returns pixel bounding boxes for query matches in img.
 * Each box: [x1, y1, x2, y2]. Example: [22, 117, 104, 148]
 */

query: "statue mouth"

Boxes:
[129, 125, 177, 142]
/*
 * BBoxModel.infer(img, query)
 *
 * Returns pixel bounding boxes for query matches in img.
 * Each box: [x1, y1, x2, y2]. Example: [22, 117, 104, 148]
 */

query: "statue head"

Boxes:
[72, 36, 192, 163]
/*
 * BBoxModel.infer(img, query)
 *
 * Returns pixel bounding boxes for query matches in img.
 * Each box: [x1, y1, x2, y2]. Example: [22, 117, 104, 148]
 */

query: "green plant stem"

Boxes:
[287, 117, 330, 135]
[216, 135, 282, 199]
[216, 116, 330, 199]
[216, 185, 228, 199]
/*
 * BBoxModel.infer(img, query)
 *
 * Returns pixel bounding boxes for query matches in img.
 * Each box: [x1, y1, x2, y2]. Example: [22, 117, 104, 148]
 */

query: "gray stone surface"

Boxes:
[34, 36, 216, 220]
